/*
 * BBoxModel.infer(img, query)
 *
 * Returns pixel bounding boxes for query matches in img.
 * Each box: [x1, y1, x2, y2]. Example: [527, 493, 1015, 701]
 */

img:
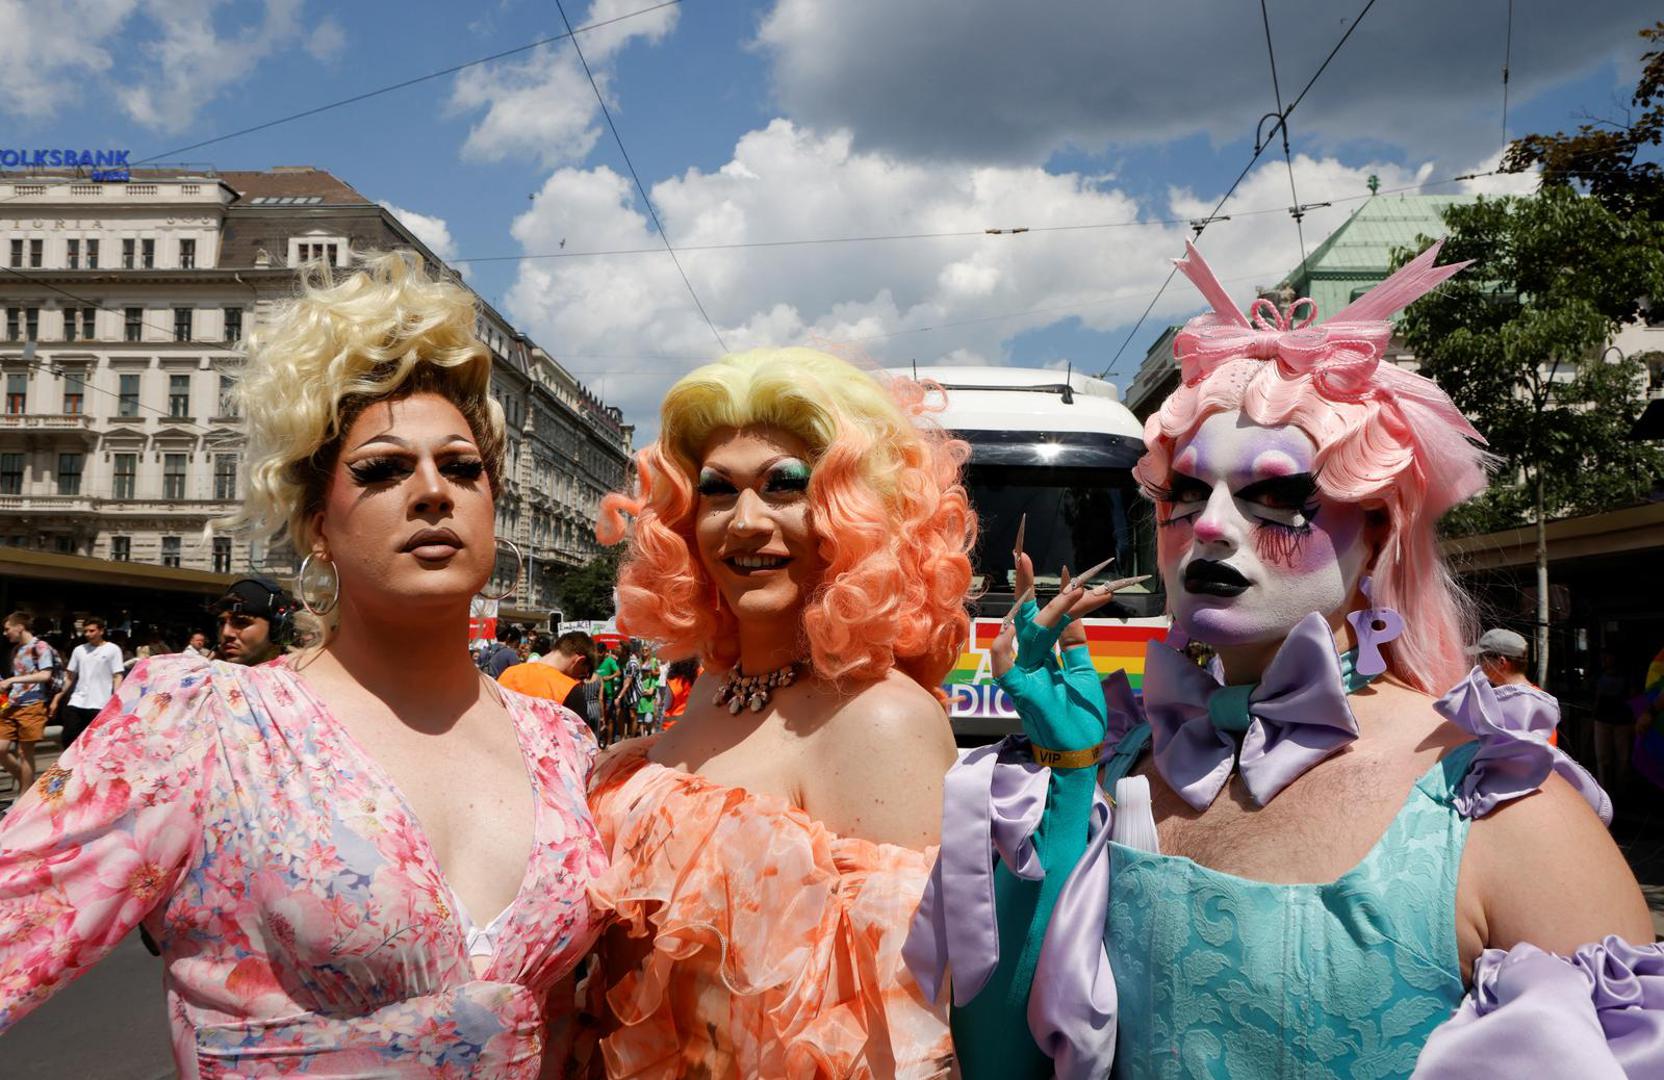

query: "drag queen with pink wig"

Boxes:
[909, 242, 1662, 1078]
[583, 347, 972, 1077]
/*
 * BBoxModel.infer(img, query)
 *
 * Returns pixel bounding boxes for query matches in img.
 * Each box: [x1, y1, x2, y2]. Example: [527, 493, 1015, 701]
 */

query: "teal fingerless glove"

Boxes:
[994, 598, 1110, 757]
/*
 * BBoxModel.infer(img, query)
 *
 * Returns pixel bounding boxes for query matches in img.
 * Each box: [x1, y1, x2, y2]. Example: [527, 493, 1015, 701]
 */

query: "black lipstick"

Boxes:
[1183, 559, 1251, 597]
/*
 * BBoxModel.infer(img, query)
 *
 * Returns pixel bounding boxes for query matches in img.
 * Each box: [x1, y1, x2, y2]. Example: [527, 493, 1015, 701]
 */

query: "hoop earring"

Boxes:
[297, 551, 340, 616]
[488, 537, 524, 602]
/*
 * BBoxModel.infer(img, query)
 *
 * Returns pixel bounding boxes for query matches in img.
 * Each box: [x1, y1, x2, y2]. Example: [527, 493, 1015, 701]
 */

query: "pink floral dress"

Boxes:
[0, 654, 607, 1077]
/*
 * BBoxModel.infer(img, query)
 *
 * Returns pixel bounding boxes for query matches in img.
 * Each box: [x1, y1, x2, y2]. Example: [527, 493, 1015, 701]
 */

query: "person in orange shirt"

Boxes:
[659, 657, 701, 731]
[497, 630, 598, 716]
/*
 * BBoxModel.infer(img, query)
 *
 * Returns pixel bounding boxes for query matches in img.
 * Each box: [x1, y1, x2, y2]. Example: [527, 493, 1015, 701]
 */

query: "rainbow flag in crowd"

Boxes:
[942, 617, 1169, 721]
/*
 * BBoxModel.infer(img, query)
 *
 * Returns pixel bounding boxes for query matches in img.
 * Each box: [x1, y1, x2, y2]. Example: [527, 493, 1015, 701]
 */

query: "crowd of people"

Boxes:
[0, 248, 1656, 1078]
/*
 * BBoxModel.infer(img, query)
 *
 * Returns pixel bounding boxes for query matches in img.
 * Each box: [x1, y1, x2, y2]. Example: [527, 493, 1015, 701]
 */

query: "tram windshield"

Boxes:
[964, 462, 1163, 618]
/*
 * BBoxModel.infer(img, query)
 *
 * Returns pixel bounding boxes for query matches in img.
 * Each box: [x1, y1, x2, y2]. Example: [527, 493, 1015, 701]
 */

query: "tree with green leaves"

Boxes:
[1399, 186, 1664, 685]
[550, 547, 624, 621]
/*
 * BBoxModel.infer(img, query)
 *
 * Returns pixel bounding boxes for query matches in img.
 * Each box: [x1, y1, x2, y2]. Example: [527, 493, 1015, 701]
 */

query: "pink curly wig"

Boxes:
[1133, 241, 1492, 695]
[598, 347, 976, 690]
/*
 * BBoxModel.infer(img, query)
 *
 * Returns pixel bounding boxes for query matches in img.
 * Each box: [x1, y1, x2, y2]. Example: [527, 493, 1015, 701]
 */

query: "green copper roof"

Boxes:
[1285, 194, 1478, 320]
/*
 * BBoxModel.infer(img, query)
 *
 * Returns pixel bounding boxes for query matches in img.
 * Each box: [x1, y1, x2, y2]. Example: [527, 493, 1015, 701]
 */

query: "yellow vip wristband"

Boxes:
[1028, 742, 1103, 770]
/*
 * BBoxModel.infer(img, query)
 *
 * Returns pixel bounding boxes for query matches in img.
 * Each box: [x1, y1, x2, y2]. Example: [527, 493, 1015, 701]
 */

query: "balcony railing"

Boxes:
[0, 494, 97, 513]
[0, 414, 94, 432]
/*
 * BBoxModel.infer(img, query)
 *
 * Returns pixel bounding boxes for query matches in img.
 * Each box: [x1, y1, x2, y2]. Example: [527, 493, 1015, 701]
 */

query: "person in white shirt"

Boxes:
[52, 615, 125, 748]
[185, 630, 215, 660]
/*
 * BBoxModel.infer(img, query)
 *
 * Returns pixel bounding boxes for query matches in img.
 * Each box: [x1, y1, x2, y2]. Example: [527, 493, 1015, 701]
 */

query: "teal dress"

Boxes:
[1097, 733, 1478, 1079]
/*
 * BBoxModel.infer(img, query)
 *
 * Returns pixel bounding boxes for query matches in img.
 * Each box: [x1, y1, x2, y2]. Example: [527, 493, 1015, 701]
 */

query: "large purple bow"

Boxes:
[1434, 668, 1612, 824]
[904, 736, 1049, 1005]
[1146, 612, 1360, 811]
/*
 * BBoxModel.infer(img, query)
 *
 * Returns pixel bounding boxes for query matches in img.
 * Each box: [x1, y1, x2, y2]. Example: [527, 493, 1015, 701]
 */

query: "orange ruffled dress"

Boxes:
[586, 737, 955, 1079]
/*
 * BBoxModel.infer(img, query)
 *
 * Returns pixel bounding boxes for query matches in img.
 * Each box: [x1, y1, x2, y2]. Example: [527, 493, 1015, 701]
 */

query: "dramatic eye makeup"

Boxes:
[697, 467, 737, 497]
[345, 452, 485, 487]
[1151, 473, 1211, 527]
[1240, 473, 1322, 565]
[762, 458, 811, 494]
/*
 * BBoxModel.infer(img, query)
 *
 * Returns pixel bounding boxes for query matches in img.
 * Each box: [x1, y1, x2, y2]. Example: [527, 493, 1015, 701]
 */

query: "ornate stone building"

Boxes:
[0, 167, 631, 612]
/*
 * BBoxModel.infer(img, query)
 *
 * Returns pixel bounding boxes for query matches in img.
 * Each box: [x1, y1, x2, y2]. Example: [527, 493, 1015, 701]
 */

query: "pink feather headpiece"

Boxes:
[1170, 239, 1484, 443]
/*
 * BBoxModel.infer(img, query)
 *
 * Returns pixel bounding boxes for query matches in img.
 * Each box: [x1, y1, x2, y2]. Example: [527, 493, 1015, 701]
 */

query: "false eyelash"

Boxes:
[444, 459, 486, 482]
[347, 456, 404, 484]
[696, 472, 737, 496]
[1252, 518, 1315, 565]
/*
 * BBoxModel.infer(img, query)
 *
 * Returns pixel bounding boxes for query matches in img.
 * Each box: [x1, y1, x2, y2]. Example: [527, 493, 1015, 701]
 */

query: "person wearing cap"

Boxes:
[1469, 627, 1561, 747]
[213, 576, 295, 666]
[1470, 627, 1532, 687]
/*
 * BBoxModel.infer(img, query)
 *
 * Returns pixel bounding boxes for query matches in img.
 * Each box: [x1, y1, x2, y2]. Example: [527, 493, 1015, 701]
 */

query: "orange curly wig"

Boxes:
[598, 348, 975, 690]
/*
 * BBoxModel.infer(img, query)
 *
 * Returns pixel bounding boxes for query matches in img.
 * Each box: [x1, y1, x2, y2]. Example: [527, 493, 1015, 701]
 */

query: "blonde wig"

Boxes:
[228, 250, 505, 556]
[599, 348, 976, 689]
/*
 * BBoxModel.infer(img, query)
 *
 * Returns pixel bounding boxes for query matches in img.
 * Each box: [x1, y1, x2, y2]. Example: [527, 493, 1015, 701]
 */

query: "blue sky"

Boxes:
[2, 0, 1655, 432]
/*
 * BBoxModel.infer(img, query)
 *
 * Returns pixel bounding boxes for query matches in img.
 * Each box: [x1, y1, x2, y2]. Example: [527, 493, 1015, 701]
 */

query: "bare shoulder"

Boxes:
[1466, 772, 1654, 953]
[821, 671, 955, 754]
[801, 671, 955, 848]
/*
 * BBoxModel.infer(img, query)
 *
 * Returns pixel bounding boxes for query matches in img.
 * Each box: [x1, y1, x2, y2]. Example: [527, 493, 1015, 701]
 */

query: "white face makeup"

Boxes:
[1157, 410, 1371, 650]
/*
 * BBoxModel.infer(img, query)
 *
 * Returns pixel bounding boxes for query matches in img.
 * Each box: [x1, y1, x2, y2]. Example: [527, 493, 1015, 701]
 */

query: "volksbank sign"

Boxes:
[0, 148, 132, 181]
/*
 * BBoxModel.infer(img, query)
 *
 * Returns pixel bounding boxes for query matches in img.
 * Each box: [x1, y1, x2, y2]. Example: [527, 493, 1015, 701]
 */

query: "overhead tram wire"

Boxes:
[1259, 0, 1308, 272]
[1502, 0, 1514, 145]
[552, 0, 728, 354]
[1097, 0, 1381, 379]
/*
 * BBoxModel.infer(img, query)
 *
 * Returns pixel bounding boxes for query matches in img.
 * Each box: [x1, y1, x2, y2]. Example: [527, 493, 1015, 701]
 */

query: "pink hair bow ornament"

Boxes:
[1170, 239, 1474, 409]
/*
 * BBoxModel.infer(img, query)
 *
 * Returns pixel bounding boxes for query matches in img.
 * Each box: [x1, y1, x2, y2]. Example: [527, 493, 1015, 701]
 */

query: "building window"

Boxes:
[0, 453, 21, 494]
[122, 238, 135, 269]
[160, 536, 181, 568]
[5, 308, 16, 341]
[224, 307, 242, 343]
[168, 373, 190, 417]
[163, 453, 186, 499]
[66, 239, 79, 269]
[7, 239, 18, 267]
[298, 242, 340, 264]
[112, 453, 136, 499]
[124, 307, 142, 342]
[28, 239, 41, 268]
[62, 372, 83, 414]
[111, 535, 131, 561]
[118, 373, 140, 417]
[5, 373, 25, 414]
[213, 453, 237, 500]
[179, 238, 195, 269]
[80, 307, 96, 340]
[24, 307, 37, 342]
[173, 307, 192, 342]
[217, 373, 239, 417]
[212, 536, 232, 573]
[86, 238, 98, 269]
[141, 238, 154, 269]
[56, 452, 83, 496]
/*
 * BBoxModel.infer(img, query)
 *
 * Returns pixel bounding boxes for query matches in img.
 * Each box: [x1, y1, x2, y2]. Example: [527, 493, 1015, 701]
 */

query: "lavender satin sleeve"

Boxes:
[1027, 787, 1118, 1080]
[1413, 936, 1664, 1079]
[1435, 668, 1612, 824]
[904, 736, 1049, 1005]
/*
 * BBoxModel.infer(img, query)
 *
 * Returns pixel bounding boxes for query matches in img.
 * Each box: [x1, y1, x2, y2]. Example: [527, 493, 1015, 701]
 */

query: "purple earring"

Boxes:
[1345, 576, 1404, 678]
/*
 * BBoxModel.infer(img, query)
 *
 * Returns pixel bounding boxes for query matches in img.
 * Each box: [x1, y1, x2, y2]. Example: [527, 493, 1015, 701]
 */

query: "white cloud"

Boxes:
[499, 120, 1486, 433]
[379, 201, 460, 262]
[306, 16, 345, 62]
[118, 0, 310, 133]
[752, 0, 1654, 165]
[448, 0, 679, 167]
[0, 0, 138, 121]
[0, 0, 341, 133]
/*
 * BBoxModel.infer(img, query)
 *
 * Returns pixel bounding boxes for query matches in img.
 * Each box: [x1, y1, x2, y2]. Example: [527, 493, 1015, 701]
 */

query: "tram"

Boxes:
[898, 366, 1168, 742]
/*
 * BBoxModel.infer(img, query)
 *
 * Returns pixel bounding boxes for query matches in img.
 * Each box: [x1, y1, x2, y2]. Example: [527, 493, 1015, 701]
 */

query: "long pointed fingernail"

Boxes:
[1075, 556, 1116, 586]
[1013, 514, 1026, 561]
[1094, 574, 1152, 594]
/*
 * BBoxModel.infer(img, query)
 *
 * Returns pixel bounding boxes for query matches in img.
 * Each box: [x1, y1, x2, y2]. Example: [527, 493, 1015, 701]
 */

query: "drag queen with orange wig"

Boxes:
[584, 347, 973, 1078]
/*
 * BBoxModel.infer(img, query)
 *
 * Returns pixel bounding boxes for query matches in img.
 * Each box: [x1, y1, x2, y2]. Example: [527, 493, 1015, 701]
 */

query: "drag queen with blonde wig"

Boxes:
[0, 252, 607, 1075]
[585, 347, 972, 1077]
